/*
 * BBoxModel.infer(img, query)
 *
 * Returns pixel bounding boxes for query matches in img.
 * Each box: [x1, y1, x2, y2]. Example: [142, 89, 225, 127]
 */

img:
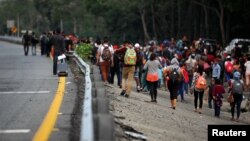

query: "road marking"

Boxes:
[0, 129, 30, 134]
[32, 77, 66, 141]
[0, 91, 50, 94]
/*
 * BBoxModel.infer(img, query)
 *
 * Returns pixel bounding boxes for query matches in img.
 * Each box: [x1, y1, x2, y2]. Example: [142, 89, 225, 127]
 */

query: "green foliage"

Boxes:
[75, 43, 93, 60]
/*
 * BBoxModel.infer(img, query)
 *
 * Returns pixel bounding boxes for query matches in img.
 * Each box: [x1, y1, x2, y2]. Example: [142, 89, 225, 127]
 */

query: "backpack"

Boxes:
[195, 75, 207, 90]
[101, 46, 112, 61]
[23, 34, 31, 44]
[225, 62, 233, 73]
[124, 48, 136, 65]
[41, 36, 48, 45]
[232, 80, 243, 94]
[169, 68, 181, 83]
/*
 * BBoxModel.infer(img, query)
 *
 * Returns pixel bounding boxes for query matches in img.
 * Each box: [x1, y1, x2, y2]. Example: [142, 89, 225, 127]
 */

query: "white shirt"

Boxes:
[244, 61, 250, 73]
[98, 44, 114, 62]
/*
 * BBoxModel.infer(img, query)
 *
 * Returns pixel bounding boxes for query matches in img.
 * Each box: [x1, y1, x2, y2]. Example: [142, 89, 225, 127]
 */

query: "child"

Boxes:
[212, 79, 225, 118]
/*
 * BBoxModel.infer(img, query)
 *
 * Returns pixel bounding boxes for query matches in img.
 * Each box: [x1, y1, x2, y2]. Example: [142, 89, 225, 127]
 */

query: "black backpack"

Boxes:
[169, 68, 181, 83]
[101, 46, 112, 61]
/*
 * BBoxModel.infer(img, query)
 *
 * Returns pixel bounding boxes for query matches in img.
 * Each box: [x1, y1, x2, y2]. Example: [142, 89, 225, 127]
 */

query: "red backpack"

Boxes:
[225, 61, 233, 73]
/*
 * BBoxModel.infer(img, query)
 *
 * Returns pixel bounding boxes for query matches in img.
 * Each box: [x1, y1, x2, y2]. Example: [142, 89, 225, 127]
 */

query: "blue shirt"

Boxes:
[212, 63, 221, 79]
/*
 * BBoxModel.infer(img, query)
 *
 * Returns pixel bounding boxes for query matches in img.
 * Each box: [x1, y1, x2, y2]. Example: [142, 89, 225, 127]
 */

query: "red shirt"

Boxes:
[212, 84, 225, 96]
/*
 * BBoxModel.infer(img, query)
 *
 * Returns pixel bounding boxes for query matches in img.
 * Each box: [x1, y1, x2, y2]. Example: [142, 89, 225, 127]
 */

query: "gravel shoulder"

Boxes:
[106, 82, 250, 141]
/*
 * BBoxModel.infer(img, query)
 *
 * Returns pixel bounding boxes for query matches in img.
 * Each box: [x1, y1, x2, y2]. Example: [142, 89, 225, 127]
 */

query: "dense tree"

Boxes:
[0, 0, 250, 46]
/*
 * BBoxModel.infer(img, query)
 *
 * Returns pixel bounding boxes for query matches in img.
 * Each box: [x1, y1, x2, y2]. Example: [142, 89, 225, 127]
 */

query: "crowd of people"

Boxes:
[21, 30, 249, 122]
[92, 35, 249, 122]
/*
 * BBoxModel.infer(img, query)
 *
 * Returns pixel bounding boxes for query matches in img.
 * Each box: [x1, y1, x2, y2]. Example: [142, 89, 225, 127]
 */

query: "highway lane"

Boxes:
[0, 41, 78, 141]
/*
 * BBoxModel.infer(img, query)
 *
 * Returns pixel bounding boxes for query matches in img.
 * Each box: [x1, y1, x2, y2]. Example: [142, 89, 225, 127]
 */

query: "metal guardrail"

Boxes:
[73, 53, 94, 141]
[0, 36, 22, 44]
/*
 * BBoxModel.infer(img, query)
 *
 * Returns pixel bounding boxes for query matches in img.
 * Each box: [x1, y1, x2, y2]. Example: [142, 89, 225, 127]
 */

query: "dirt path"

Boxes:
[106, 84, 250, 141]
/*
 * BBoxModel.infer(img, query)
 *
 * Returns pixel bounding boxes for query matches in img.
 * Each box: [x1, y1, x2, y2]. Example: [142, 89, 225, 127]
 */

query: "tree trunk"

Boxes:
[170, 0, 175, 38]
[186, 0, 193, 39]
[217, 0, 226, 46]
[225, 12, 231, 44]
[140, 8, 150, 42]
[177, 0, 182, 38]
[151, 2, 157, 40]
[203, 0, 209, 37]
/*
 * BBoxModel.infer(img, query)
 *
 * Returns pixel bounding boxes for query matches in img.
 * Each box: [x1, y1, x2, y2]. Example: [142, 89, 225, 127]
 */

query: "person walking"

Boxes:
[40, 32, 48, 56]
[134, 43, 144, 92]
[96, 37, 114, 84]
[143, 53, 162, 102]
[164, 58, 182, 109]
[229, 71, 244, 122]
[109, 43, 122, 87]
[191, 65, 207, 114]
[22, 31, 31, 56]
[212, 79, 225, 118]
[115, 41, 137, 98]
[31, 32, 39, 56]
[51, 28, 66, 75]
[212, 58, 221, 81]
[207, 78, 215, 109]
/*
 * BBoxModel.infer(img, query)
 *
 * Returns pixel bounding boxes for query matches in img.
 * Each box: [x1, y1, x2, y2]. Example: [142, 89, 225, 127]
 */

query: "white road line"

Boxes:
[0, 129, 30, 134]
[0, 91, 50, 94]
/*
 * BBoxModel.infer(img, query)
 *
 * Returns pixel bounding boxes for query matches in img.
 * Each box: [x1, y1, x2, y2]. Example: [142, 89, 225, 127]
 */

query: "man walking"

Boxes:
[115, 40, 137, 98]
[22, 31, 31, 56]
[51, 28, 66, 75]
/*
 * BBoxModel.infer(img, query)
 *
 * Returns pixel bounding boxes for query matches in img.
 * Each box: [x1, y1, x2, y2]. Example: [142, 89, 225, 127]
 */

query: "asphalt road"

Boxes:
[0, 41, 78, 141]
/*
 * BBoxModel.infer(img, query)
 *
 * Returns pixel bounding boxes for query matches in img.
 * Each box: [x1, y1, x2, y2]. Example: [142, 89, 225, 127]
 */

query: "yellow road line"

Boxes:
[32, 77, 66, 141]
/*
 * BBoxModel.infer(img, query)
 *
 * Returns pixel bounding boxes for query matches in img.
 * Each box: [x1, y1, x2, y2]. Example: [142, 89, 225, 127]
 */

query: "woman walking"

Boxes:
[229, 71, 244, 122]
[164, 58, 182, 109]
[143, 53, 162, 102]
[191, 65, 207, 114]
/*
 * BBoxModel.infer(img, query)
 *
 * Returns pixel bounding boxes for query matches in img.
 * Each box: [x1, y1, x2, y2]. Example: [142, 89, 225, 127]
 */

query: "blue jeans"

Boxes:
[183, 82, 189, 94]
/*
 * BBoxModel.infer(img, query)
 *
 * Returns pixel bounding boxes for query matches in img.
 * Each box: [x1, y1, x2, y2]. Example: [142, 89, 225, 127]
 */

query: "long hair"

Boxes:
[150, 53, 156, 61]
[197, 65, 204, 75]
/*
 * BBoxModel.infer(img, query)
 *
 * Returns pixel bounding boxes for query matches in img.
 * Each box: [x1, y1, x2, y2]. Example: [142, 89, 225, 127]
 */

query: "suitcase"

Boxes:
[57, 56, 68, 77]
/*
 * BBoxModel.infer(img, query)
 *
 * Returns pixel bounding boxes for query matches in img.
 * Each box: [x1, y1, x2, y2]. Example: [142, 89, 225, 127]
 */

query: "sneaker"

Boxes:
[230, 117, 235, 121]
[198, 109, 202, 114]
[124, 94, 129, 98]
[120, 90, 126, 96]
[193, 108, 198, 112]
[137, 86, 142, 92]
[137, 88, 140, 92]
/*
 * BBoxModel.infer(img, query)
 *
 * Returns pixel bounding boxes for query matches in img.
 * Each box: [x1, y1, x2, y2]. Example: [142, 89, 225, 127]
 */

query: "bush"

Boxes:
[75, 43, 93, 60]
